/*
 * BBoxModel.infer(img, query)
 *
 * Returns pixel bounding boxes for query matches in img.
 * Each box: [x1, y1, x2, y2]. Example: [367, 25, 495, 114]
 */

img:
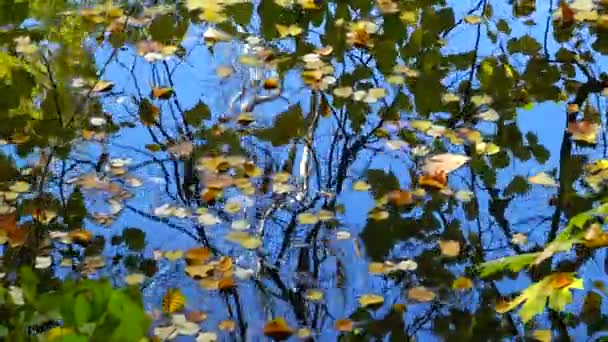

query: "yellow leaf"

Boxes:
[439, 240, 461, 257]
[353, 180, 371, 191]
[304, 289, 324, 301]
[92, 80, 114, 93]
[124, 273, 146, 285]
[528, 172, 559, 187]
[162, 288, 185, 314]
[263, 317, 293, 340]
[218, 320, 236, 332]
[532, 330, 551, 342]
[276, 24, 303, 37]
[164, 250, 184, 261]
[452, 277, 473, 291]
[407, 286, 436, 302]
[297, 212, 319, 225]
[335, 319, 353, 332]
[359, 294, 384, 308]
[422, 153, 470, 176]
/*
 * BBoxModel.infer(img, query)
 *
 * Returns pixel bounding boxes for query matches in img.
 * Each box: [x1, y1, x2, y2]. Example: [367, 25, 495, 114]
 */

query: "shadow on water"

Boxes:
[1, 0, 608, 340]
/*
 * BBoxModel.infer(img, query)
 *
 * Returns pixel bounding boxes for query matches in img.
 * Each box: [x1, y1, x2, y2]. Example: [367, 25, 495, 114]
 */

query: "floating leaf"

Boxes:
[335, 319, 353, 332]
[304, 289, 324, 301]
[528, 172, 558, 187]
[185, 247, 211, 265]
[464, 15, 483, 24]
[92, 80, 114, 93]
[496, 273, 583, 322]
[124, 273, 145, 285]
[297, 212, 319, 225]
[359, 294, 384, 308]
[9, 181, 30, 193]
[276, 24, 303, 37]
[218, 320, 235, 332]
[263, 318, 293, 341]
[196, 332, 218, 342]
[353, 180, 371, 191]
[567, 120, 599, 144]
[439, 240, 460, 257]
[532, 330, 552, 342]
[151, 87, 173, 99]
[407, 287, 436, 302]
[452, 277, 473, 291]
[336, 231, 351, 240]
[35, 256, 52, 269]
[162, 288, 186, 314]
[422, 154, 470, 176]
[226, 231, 262, 249]
[512, 233, 528, 245]
[164, 250, 184, 261]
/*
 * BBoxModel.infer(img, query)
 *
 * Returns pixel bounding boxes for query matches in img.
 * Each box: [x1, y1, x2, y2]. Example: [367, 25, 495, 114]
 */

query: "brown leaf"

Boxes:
[407, 286, 436, 302]
[167, 141, 194, 158]
[185, 247, 211, 265]
[263, 317, 293, 341]
[151, 87, 173, 99]
[185, 310, 208, 323]
[335, 319, 353, 332]
[387, 189, 414, 206]
[560, 1, 575, 25]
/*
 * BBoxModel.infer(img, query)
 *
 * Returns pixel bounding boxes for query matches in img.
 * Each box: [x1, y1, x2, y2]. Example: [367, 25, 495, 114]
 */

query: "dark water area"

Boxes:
[0, 0, 608, 340]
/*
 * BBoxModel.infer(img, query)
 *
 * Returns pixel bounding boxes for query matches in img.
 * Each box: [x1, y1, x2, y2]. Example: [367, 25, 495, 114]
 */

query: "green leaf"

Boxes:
[74, 293, 91, 327]
[478, 253, 540, 278]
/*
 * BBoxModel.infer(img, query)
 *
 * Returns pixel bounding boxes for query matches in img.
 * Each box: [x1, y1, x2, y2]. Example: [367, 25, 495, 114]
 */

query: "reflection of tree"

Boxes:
[3, 0, 608, 339]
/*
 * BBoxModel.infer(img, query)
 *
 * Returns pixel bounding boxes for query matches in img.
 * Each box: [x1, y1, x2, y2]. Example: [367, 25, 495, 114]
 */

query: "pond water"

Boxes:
[1, 0, 608, 341]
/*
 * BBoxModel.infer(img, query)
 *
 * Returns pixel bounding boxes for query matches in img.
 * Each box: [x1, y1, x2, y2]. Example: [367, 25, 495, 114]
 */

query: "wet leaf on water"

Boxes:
[297, 212, 319, 225]
[218, 320, 236, 332]
[407, 287, 436, 302]
[151, 87, 173, 99]
[528, 172, 559, 187]
[124, 273, 145, 285]
[512, 233, 528, 245]
[162, 288, 186, 314]
[304, 289, 324, 301]
[422, 153, 470, 176]
[196, 332, 218, 342]
[226, 231, 262, 249]
[336, 231, 351, 240]
[335, 319, 353, 332]
[164, 250, 184, 261]
[531, 329, 551, 342]
[567, 120, 599, 144]
[439, 240, 461, 257]
[9, 181, 30, 193]
[353, 180, 371, 191]
[263, 317, 293, 341]
[359, 294, 384, 308]
[452, 277, 473, 291]
[92, 80, 114, 93]
[185, 310, 208, 323]
[185, 247, 211, 265]
[276, 24, 303, 37]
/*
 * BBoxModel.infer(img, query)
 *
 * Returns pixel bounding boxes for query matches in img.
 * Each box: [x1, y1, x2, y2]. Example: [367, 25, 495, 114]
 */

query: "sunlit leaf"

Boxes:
[452, 277, 473, 291]
[162, 288, 186, 314]
[407, 287, 436, 302]
[359, 294, 384, 308]
[335, 319, 353, 332]
[439, 240, 460, 257]
[528, 172, 558, 187]
[263, 318, 293, 341]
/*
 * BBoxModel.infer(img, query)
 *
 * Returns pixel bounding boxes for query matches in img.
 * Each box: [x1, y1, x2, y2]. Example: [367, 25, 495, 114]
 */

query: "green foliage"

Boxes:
[0, 267, 150, 341]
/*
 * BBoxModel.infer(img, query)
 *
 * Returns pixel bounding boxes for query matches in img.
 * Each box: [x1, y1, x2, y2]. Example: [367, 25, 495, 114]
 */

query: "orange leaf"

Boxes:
[263, 317, 293, 341]
[162, 288, 185, 314]
[184, 247, 211, 265]
[335, 319, 353, 332]
[560, 1, 575, 25]
[151, 87, 173, 99]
